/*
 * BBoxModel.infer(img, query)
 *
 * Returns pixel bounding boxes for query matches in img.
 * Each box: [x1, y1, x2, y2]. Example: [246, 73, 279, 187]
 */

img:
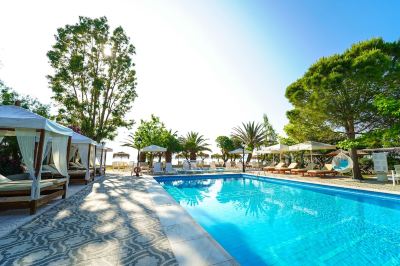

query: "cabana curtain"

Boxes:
[96, 149, 102, 164]
[96, 149, 102, 174]
[15, 129, 50, 199]
[43, 141, 52, 164]
[91, 145, 96, 174]
[77, 144, 90, 180]
[15, 129, 36, 180]
[69, 144, 78, 161]
[90, 145, 95, 168]
[52, 135, 69, 178]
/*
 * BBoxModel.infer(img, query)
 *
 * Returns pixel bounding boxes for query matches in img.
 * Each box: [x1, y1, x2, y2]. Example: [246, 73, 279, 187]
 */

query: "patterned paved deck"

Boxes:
[0, 175, 178, 266]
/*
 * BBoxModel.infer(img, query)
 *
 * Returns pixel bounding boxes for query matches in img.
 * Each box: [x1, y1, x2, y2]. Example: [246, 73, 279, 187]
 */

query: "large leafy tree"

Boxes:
[215, 136, 235, 166]
[374, 93, 400, 147]
[160, 130, 182, 162]
[47, 16, 137, 142]
[284, 109, 344, 143]
[231, 121, 265, 162]
[285, 38, 400, 179]
[122, 115, 165, 149]
[262, 114, 278, 146]
[179, 132, 211, 160]
[122, 115, 181, 163]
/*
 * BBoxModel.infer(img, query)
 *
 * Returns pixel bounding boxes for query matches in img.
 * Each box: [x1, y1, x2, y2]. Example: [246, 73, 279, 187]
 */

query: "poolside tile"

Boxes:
[163, 221, 204, 243]
[155, 204, 194, 227]
[212, 259, 240, 266]
[149, 190, 177, 206]
[170, 235, 232, 266]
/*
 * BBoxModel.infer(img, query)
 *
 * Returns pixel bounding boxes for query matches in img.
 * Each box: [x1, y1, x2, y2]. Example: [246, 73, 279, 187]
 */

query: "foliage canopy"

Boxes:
[47, 16, 137, 142]
[285, 38, 400, 179]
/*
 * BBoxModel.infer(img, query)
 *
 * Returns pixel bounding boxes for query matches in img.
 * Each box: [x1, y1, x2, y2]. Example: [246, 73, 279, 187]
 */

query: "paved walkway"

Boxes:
[0, 183, 86, 238]
[0, 175, 178, 266]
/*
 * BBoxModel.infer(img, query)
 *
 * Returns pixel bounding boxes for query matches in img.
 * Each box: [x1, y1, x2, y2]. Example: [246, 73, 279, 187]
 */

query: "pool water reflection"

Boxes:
[157, 175, 400, 266]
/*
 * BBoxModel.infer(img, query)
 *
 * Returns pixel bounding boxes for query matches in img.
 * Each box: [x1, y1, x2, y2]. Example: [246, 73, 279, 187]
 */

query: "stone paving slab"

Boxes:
[0, 182, 87, 238]
[0, 175, 178, 266]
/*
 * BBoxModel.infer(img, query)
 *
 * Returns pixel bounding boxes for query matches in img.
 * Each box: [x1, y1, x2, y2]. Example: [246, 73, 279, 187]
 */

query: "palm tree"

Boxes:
[180, 132, 211, 160]
[211, 153, 222, 163]
[121, 133, 137, 149]
[231, 121, 265, 163]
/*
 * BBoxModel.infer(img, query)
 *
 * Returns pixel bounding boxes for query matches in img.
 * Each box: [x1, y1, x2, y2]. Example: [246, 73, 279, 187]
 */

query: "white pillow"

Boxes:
[0, 174, 11, 183]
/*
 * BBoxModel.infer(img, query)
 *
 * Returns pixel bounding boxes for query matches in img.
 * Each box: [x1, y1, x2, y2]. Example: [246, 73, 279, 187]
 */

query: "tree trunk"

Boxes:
[246, 153, 252, 163]
[346, 120, 362, 180]
[139, 152, 146, 162]
[149, 154, 154, 167]
[350, 147, 362, 179]
[190, 152, 196, 161]
[165, 151, 172, 163]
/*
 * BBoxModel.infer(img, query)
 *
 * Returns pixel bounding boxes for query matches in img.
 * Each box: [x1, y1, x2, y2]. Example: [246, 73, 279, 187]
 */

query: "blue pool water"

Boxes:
[156, 174, 400, 266]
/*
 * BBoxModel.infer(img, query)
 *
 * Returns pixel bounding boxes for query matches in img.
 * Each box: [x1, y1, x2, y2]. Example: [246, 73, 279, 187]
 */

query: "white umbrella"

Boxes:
[229, 148, 251, 154]
[257, 143, 289, 160]
[289, 141, 336, 162]
[141, 145, 167, 152]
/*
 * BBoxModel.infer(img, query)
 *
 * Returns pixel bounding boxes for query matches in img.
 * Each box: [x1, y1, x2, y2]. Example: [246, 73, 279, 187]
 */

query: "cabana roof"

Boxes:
[72, 132, 97, 145]
[0, 105, 72, 136]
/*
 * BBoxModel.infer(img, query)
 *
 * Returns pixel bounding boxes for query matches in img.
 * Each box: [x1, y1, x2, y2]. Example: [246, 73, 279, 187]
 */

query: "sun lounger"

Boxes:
[290, 163, 315, 176]
[264, 162, 285, 172]
[249, 161, 263, 171]
[43, 164, 92, 184]
[152, 162, 164, 174]
[389, 165, 400, 186]
[0, 174, 67, 215]
[307, 164, 338, 177]
[190, 161, 200, 170]
[69, 162, 86, 170]
[165, 163, 177, 174]
[210, 162, 225, 172]
[262, 162, 277, 171]
[224, 161, 239, 172]
[273, 162, 298, 174]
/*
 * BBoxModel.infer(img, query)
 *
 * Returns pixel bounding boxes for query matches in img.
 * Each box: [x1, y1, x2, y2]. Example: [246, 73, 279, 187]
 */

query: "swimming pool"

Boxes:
[156, 174, 400, 266]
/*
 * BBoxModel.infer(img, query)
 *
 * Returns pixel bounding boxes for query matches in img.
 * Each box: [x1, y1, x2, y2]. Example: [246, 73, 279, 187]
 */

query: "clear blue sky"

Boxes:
[228, 0, 400, 81]
[0, 0, 399, 155]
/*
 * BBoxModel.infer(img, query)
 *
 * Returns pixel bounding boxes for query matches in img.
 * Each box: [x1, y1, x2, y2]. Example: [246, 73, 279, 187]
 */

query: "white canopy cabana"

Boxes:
[0, 105, 73, 200]
[0, 105, 72, 135]
[71, 132, 97, 181]
[96, 143, 113, 175]
[141, 145, 167, 152]
[289, 141, 336, 162]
